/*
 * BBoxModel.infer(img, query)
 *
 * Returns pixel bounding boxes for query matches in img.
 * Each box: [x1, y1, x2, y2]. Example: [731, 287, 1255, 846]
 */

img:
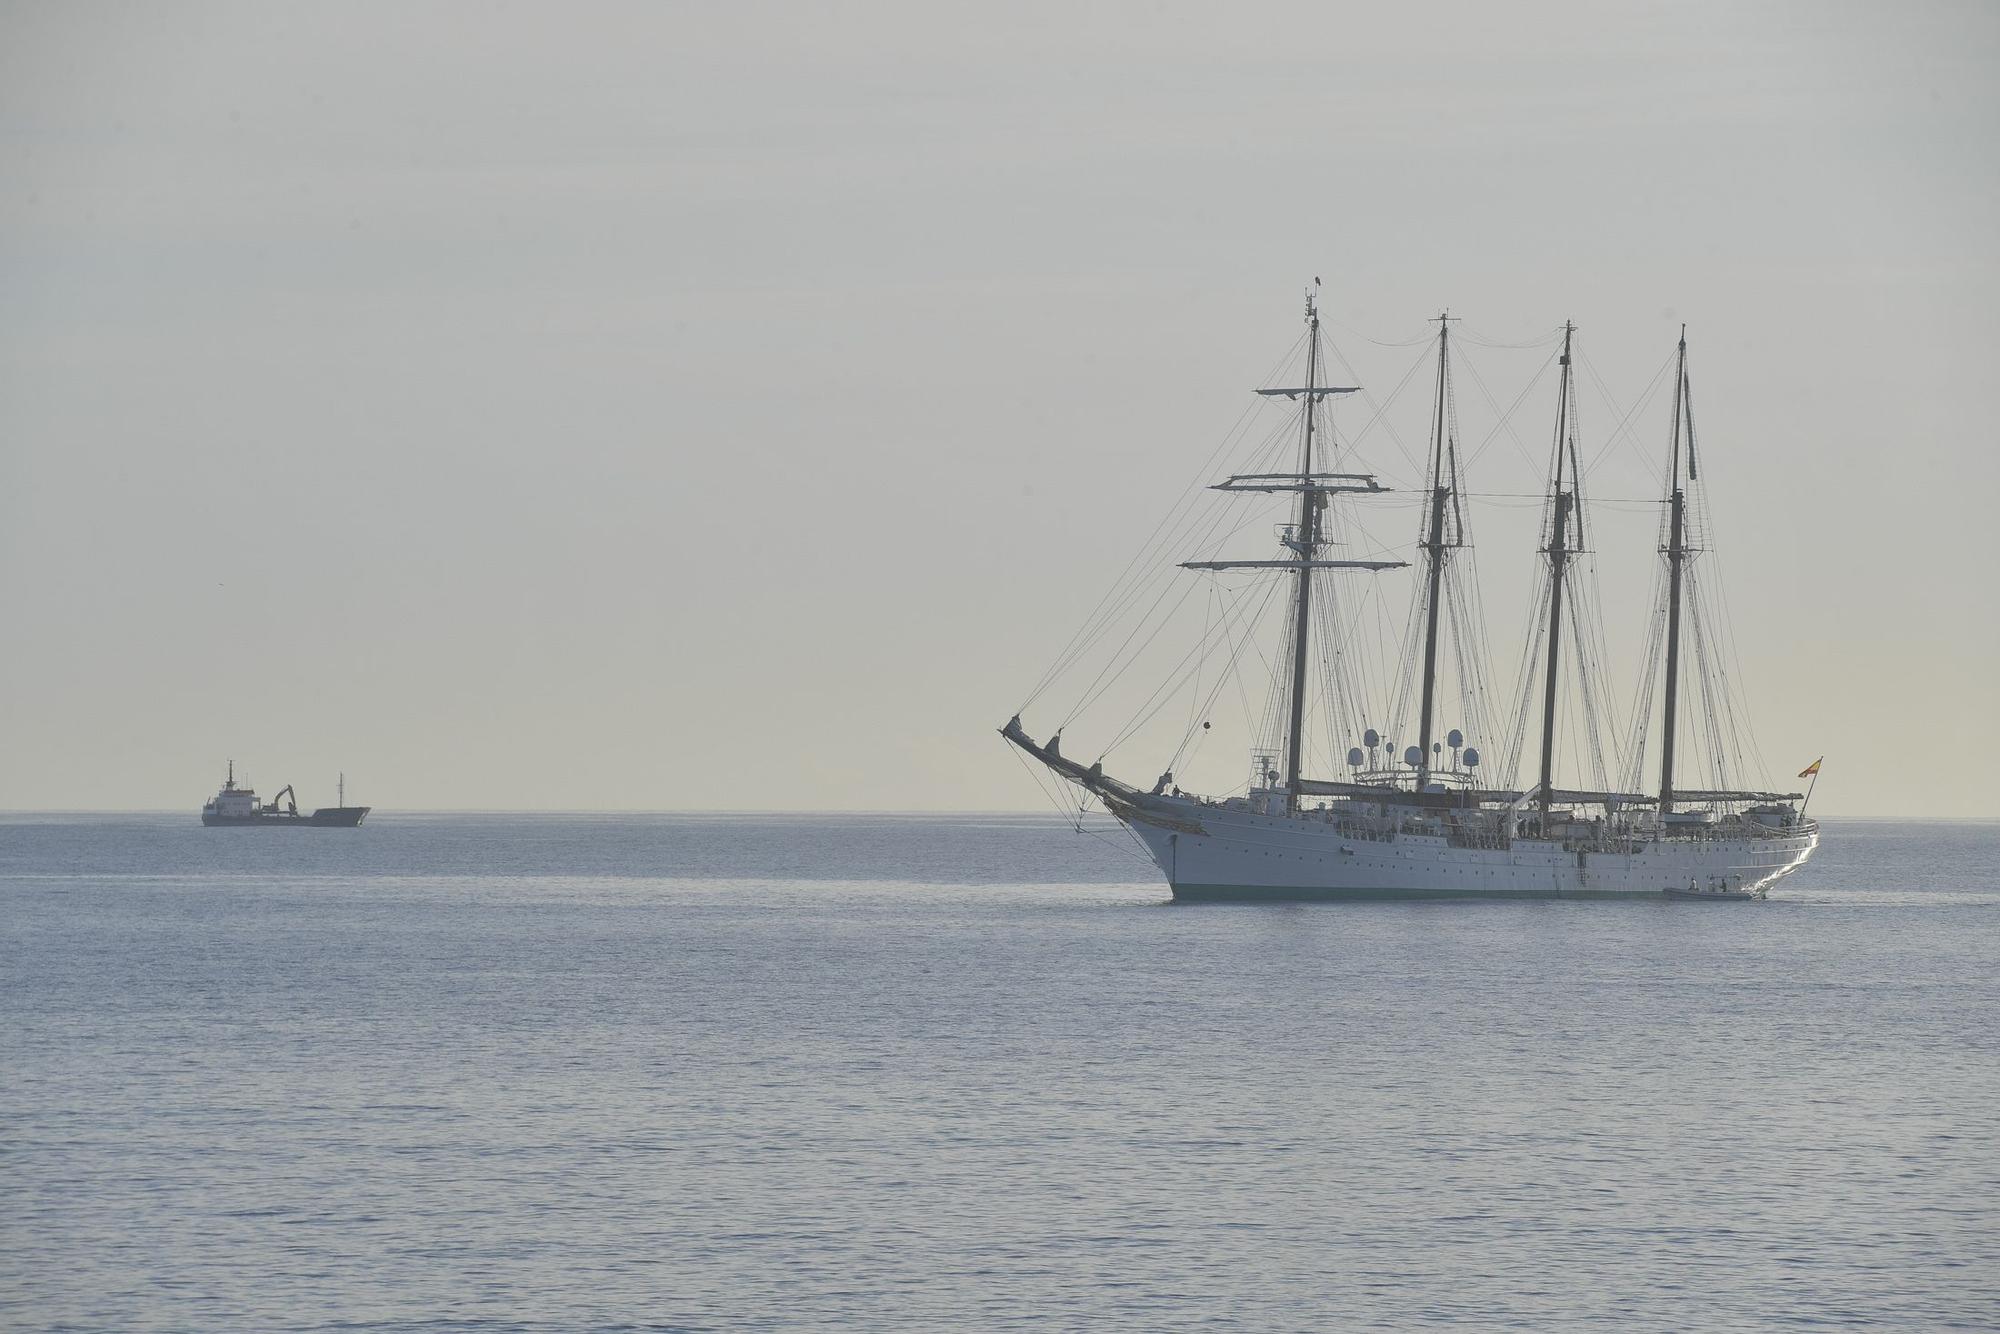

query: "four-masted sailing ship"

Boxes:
[1003, 289, 1818, 901]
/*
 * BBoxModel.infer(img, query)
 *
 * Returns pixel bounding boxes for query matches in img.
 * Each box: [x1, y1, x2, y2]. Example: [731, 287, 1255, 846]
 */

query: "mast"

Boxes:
[1414, 313, 1453, 790]
[1164, 288, 1400, 810]
[1659, 327, 1691, 816]
[1281, 290, 1323, 814]
[1536, 322, 1578, 825]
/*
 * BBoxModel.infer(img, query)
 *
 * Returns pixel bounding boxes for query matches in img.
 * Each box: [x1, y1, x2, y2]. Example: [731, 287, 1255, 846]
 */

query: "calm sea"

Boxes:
[3, 814, 1997, 1331]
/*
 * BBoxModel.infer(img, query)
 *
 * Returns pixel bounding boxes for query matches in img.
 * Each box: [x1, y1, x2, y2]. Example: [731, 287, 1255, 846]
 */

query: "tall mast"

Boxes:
[1414, 313, 1454, 790]
[1281, 290, 1323, 814]
[1536, 321, 1578, 825]
[1659, 327, 1691, 816]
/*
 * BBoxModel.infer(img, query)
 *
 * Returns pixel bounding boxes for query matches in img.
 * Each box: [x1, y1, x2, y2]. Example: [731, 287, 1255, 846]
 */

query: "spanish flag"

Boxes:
[1798, 757, 1822, 778]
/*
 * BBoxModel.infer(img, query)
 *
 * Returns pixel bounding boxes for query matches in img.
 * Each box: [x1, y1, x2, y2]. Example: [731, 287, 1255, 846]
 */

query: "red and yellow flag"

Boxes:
[1798, 757, 1823, 778]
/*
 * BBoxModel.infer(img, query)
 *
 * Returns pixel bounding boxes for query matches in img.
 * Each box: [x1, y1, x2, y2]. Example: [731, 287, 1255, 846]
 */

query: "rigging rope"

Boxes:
[1010, 307, 1785, 819]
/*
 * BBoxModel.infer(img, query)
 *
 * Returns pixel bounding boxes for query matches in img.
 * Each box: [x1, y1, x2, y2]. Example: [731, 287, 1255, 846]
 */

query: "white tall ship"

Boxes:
[1003, 290, 1817, 901]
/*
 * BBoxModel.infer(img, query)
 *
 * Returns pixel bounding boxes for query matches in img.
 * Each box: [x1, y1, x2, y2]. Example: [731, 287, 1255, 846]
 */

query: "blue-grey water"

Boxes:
[3, 814, 1997, 1331]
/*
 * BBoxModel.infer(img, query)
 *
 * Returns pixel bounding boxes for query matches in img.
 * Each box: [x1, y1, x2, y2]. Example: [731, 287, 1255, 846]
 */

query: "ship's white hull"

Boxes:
[1114, 797, 1816, 902]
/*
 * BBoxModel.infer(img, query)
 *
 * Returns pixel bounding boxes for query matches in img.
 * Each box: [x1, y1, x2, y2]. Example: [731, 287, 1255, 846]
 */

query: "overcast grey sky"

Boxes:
[3, 1, 1995, 815]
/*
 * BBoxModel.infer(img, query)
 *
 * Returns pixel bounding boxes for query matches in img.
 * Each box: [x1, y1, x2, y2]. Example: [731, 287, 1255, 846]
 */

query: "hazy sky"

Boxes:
[3, 1, 1995, 815]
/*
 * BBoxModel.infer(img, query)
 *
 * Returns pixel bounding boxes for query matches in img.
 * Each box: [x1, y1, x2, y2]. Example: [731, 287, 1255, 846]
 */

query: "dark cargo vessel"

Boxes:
[201, 763, 369, 826]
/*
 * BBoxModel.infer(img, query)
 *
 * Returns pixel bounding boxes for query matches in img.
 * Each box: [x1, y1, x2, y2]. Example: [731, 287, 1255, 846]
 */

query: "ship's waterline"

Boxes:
[1116, 797, 1815, 902]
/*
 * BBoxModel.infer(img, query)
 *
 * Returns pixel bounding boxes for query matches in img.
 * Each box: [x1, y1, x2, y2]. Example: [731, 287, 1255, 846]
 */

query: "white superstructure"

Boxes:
[202, 762, 261, 821]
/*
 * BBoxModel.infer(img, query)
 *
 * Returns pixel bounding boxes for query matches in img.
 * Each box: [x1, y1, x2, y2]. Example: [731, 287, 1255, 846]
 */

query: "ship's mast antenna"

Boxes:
[1281, 283, 1323, 814]
[1415, 311, 1457, 791]
[1536, 321, 1578, 826]
[1659, 326, 1691, 818]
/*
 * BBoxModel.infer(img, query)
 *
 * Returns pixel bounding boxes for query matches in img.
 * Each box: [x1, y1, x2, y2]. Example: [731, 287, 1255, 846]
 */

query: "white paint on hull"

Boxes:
[1115, 797, 1816, 900]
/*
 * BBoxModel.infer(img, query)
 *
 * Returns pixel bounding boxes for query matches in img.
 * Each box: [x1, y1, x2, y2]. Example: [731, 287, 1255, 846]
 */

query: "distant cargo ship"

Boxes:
[201, 762, 369, 827]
